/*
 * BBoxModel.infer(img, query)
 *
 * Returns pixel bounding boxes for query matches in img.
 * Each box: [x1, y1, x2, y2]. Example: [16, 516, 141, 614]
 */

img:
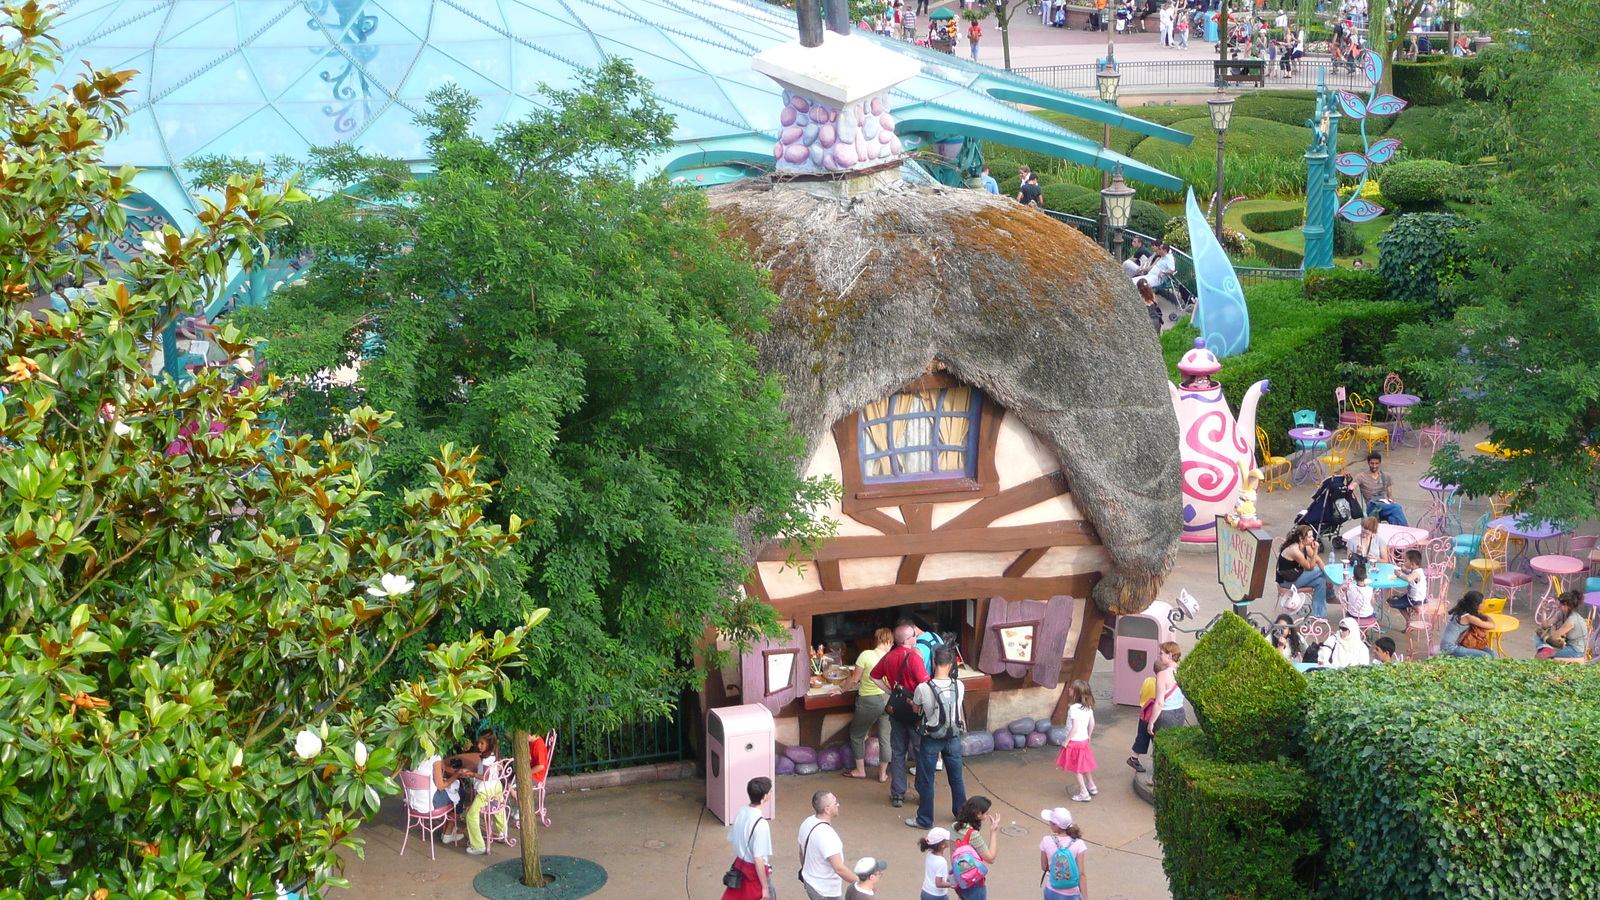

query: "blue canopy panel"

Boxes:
[48, 0, 1185, 212]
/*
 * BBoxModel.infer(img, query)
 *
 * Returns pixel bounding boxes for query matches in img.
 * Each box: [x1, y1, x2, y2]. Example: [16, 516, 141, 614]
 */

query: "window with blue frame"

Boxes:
[858, 386, 982, 483]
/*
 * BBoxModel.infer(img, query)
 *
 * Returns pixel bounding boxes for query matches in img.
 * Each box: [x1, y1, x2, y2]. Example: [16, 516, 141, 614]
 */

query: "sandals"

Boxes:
[1071, 792, 1092, 802]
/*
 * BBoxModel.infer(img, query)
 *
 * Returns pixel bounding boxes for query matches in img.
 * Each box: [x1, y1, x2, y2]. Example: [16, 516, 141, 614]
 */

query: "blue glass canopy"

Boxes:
[49, 0, 1189, 209]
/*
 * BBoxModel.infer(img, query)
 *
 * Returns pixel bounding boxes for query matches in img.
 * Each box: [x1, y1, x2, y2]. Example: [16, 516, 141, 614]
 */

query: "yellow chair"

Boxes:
[1256, 427, 1291, 493]
[1468, 528, 1508, 590]
[1349, 394, 1391, 456]
[1479, 595, 1507, 616]
[1317, 428, 1358, 476]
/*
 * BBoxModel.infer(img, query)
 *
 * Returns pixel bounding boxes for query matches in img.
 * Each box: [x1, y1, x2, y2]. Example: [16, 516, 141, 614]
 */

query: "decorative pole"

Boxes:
[1301, 70, 1337, 270]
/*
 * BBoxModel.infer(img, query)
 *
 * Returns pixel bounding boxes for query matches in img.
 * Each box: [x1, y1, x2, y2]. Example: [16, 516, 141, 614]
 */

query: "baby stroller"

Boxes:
[1294, 474, 1359, 550]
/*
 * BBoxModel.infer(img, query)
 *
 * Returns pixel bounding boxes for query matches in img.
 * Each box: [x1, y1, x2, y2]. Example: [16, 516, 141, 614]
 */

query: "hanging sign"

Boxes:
[1215, 515, 1274, 605]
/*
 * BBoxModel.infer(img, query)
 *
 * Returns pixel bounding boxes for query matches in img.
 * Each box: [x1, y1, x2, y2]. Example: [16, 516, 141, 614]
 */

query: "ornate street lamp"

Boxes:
[1095, 43, 1120, 245]
[1101, 165, 1136, 260]
[1208, 89, 1235, 243]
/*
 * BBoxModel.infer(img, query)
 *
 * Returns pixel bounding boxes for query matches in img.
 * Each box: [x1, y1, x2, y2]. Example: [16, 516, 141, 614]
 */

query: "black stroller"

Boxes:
[1294, 474, 1360, 550]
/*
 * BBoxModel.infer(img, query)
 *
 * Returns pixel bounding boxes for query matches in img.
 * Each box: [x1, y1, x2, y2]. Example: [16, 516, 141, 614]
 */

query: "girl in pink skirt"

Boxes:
[1054, 680, 1098, 802]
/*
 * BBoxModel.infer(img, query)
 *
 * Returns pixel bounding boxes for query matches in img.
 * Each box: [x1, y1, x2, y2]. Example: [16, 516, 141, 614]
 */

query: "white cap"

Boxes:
[1041, 807, 1074, 829]
[854, 857, 888, 876]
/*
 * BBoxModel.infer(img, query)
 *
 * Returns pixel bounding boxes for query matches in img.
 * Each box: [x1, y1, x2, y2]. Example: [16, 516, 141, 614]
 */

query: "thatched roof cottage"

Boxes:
[705, 177, 1181, 739]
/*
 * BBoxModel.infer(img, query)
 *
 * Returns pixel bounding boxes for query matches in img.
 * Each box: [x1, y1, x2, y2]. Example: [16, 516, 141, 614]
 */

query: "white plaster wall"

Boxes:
[994, 412, 1064, 490]
[802, 437, 903, 536]
[930, 497, 982, 529]
[917, 551, 1013, 582]
[1029, 545, 1112, 577]
[839, 556, 901, 590]
[990, 494, 1084, 528]
[760, 559, 823, 599]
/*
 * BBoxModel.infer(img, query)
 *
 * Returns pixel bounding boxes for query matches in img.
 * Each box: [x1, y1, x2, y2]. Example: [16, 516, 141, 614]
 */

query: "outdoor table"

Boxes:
[1488, 515, 1569, 570]
[1530, 554, 1585, 606]
[1378, 393, 1421, 447]
[1584, 592, 1600, 628]
[1419, 476, 1462, 536]
[1486, 612, 1519, 657]
[1323, 561, 1405, 590]
[1474, 440, 1518, 458]
[1288, 426, 1333, 485]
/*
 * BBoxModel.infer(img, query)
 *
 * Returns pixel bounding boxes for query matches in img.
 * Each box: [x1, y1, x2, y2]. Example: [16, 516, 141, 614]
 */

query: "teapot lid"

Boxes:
[1177, 338, 1222, 377]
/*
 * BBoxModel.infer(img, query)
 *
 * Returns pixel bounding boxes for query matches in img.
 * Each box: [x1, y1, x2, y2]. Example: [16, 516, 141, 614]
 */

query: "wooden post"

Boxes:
[1051, 599, 1108, 725]
[512, 729, 543, 888]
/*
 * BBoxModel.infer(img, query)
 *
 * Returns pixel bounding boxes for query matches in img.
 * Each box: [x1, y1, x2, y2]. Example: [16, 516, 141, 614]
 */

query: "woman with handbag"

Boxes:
[1440, 590, 1497, 659]
[1127, 643, 1185, 773]
[1536, 590, 1589, 660]
[722, 777, 774, 900]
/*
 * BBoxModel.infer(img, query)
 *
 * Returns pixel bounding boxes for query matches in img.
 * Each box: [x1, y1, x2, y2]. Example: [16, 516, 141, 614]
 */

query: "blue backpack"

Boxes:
[1048, 837, 1081, 891]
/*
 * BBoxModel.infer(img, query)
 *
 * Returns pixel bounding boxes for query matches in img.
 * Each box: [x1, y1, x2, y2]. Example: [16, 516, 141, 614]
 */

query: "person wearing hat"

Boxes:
[1039, 808, 1089, 899]
[846, 857, 887, 900]
[918, 827, 954, 900]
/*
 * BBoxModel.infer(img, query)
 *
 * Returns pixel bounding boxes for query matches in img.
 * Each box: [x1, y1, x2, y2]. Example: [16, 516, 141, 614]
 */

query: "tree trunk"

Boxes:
[1368, 0, 1391, 94]
[998, 7, 1014, 70]
[513, 729, 544, 888]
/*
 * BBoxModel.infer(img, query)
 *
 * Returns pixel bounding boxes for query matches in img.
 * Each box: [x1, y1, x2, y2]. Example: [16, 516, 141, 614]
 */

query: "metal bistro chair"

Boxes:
[1384, 372, 1405, 396]
[398, 770, 457, 860]
[525, 728, 558, 828]
[1317, 427, 1358, 477]
[1350, 395, 1392, 456]
[1335, 387, 1365, 429]
[1453, 513, 1492, 576]
[479, 758, 519, 855]
[1468, 528, 1509, 591]
[1256, 426, 1291, 493]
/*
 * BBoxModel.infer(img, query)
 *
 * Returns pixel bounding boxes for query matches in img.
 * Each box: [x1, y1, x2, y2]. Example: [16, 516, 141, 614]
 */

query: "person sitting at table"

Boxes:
[1318, 617, 1371, 668]
[1535, 589, 1589, 659]
[1389, 548, 1428, 636]
[1338, 561, 1378, 631]
[1353, 453, 1409, 526]
[1269, 613, 1304, 662]
[1278, 524, 1332, 619]
[1348, 516, 1386, 571]
[1440, 590, 1498, 659]
[1373, 636, 1402, 662]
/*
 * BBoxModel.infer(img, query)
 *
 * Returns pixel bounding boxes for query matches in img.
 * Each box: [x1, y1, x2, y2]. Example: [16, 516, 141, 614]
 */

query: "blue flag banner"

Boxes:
[1184, 187, 1250, 357]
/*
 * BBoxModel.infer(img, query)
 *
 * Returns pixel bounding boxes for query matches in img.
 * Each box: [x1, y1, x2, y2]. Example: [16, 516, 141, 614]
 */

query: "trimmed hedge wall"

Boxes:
[1233, 90, 1395, 135]
[1302, 267, 1389, 304]
[1162, 282, 1424, 451]
[1154, 727, 1321, 900]
[1177, 612, 1308, 762]
[1304, 662, 1600, 898]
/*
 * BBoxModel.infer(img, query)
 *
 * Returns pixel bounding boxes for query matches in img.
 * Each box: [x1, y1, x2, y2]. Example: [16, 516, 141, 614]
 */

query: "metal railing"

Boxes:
[549, 697, 690, 776]
[1041, 208, 1305, 294]
[1235, 266, 1306, 282]
[1012, 58, 1373, 93]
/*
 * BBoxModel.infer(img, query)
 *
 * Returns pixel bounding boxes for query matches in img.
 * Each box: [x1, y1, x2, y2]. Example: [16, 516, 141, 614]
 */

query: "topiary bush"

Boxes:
[1393, 56, 1462, 107]
[1176, 612, 1309, 762]
[1240, 206, 1303, 233]
[1331, 216, 1366, 257]
[1302, 267, 1388, 303]
[1050, 192, 1166, 239]
[1379, 158, 1461, 212]
[1038, 181, 1092, 210]
[1376, 211, 1475, 314]
[1154, 727, 1321, 900]
[1304, 661, 1600, 898]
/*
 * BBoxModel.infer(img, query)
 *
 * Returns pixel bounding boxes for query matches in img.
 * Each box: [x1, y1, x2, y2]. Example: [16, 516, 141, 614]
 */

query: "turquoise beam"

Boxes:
[895, 112, 1184, 191]
[979, 83, 1195, 147]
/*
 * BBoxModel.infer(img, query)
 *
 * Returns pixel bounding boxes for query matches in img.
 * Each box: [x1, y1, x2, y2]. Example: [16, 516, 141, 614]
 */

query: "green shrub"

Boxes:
[1379, 158, 1461, 211]
[1154, 727, 1321, 900]
[1163, 216, 1252, 257]
[1233, 90, 1319, 128]
[1038, 181, 1092, 210]
[1303, 662, 1600, 898]
[1302, 267, 1388, 303]
[1393, 56, 1462, 107]
[1163, 282, 1424, 449]
[1241, 206, 1303, 233]
[984, 157, 1020, 183]
[1376, 211, 1474, 313]
[1177, 612, 1308, 762]
[1049, 192, 1166, 239]
[1332, 216, 1365, 256]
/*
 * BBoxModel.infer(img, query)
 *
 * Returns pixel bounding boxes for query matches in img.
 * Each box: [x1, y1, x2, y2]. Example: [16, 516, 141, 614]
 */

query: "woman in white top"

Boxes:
[404, 754, 468, 844]
[1321, 617, 1371, 667]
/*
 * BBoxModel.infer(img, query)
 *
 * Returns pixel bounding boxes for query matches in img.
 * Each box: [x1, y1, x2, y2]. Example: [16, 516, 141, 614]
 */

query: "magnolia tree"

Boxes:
[0, 4, 538, 896]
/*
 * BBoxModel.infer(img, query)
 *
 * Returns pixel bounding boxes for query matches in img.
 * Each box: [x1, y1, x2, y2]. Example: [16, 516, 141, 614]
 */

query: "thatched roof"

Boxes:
[709, 177, 1180, 615]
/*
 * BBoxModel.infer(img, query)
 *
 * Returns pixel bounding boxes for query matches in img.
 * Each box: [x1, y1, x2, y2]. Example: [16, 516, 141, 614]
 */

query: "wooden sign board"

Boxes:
[1215, 515, 1274, 605]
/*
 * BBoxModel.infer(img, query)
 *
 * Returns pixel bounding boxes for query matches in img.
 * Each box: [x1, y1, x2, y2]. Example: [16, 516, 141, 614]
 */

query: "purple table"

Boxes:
[1489, 515, 1570, 572]
[1288, 426, 1333, 485]
[1419, 477, 1461, 536]
[1379, 393, 1421, 447]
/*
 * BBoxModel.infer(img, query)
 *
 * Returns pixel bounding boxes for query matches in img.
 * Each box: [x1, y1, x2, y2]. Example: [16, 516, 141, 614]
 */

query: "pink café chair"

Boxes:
[479, 758, 520, 855]
[399, 769, 457, 859]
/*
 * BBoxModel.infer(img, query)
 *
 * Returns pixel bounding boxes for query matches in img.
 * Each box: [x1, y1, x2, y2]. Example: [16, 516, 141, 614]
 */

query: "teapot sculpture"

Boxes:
[1168, 339, 1269, 543]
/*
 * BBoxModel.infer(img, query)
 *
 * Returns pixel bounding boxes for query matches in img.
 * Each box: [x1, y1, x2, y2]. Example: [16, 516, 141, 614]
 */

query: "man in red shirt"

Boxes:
[869, 624, 930, 809]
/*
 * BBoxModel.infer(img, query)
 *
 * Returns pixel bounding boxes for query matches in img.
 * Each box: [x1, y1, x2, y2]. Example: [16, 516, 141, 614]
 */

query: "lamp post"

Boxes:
[1207, 88, 1235, 243]
[1101, 165, 1137, 261]
[1095, 45, 1121, 246]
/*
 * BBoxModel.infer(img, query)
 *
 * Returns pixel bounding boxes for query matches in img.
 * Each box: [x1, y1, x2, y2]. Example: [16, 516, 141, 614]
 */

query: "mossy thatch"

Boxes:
[708, 178, 1180, 615]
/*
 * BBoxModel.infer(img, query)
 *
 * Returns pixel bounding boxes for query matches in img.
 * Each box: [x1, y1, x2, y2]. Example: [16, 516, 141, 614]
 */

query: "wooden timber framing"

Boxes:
[767, 572, 1100, 620]
[756, 520, 1097, 562]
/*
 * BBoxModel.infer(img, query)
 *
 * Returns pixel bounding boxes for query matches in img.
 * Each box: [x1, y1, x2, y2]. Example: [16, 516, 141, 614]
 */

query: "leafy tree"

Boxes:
[0, 3, 535, 897]
[1373, 211, 1473, 313]
[1387, 11, 1600, 525]
[223, 62, 834, 883]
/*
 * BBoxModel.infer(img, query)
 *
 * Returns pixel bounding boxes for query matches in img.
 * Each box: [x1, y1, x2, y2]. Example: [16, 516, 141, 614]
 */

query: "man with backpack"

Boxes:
[905, 647, 967, 830]
[869, 625, 930, 810]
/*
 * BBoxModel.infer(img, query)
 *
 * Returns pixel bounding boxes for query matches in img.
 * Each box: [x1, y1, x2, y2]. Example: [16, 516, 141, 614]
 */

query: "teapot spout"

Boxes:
[1238, 379, 1270, 458]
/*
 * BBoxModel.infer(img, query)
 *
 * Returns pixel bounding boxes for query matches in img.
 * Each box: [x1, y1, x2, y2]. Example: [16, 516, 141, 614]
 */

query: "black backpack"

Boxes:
[885, 655, 922, 726]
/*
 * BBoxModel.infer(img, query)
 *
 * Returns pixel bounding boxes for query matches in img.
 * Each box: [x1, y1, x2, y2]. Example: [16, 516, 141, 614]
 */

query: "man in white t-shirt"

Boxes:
[798, 790, 859, 900]
[728, 777, 774, 898]
[906, 647, 967, 830]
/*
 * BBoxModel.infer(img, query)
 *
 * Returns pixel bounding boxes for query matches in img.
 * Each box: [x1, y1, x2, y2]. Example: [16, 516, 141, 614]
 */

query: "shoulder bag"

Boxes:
[1460, 621, 1490, 651]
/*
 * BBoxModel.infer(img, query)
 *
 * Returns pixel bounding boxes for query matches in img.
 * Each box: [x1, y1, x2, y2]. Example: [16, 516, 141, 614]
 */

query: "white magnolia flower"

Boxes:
[353, 741, 369, 768]
[232, 356, 255, 374]
[113, 421, 132, 437]
[294, 729, 323, 760]
[366, 572, 415, 598]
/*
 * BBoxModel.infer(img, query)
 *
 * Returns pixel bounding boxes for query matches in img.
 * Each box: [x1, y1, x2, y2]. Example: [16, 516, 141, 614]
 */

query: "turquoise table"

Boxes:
[1323, 561, 1405, 590]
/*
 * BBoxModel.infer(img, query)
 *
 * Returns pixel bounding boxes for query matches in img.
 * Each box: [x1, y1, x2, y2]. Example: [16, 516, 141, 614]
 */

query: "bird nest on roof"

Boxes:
[708, 178, 1180, 616]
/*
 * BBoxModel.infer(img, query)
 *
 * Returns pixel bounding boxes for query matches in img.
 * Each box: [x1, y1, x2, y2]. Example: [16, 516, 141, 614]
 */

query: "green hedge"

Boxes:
[1154, 727, 1321, 900]
[1384, 100, 1483, 165]
[1162, 282, 1425, 450]
[1177, 612, 1308, 762]
[1379, 158, 1461, 211]
[1038, 181, 1093, 210]
[1393, 56, 1461, 107]
[1050, 192, 1168, 240]
[1303, 662, 1600, 898]
[1233, 90, 1395, 136]
[1302, 267, 1389, 304]
[1240, 206, 1303, 234]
